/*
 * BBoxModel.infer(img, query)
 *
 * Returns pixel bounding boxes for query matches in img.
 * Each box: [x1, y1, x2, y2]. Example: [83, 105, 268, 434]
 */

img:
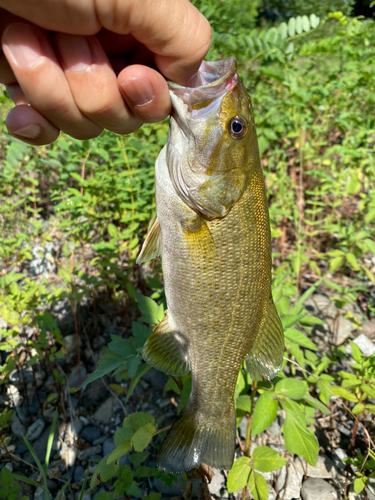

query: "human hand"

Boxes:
[0, 0, 211, 145]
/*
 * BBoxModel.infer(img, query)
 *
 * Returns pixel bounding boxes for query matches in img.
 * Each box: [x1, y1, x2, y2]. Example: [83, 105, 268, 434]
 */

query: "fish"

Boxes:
[136, 57, 284, 473]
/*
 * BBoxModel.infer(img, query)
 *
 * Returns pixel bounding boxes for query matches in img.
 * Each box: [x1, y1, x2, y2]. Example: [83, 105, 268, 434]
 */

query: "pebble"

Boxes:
[93, 397, 114, 422]
[102, 437, 116, 457]
[153, 475, 185, 496]
[301, 478, 338, 500]
[68, 366, 87, 388]
[276, 461, 303, 500]
[74, 465, 86, 483]
[23, 424, 58, 465]
[81, 426, 102, 444]
[353, 334, 375, 357]
[35, 487, 51, 500]
[330, 316, 355, 345]
[208, 469, 225, 496]
[300, 454, 336, 479]
[78, 445, 102, 461]
[15, 442, 28, 455]
[63, 334, 81, 353]
[26, 418, 45, 442]
[81, 379, 108, 407]
[9, 367, 33, 384]
[267, 485, 277, 500]
[10, 414, 26, 438]
[142, 367, 168, 391]
[337, 423, 351, 437]
[238, 416, 248, 440]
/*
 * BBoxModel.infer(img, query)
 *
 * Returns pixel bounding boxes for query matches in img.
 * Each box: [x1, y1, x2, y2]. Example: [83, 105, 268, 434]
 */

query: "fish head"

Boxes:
[167, 57, 259, 219]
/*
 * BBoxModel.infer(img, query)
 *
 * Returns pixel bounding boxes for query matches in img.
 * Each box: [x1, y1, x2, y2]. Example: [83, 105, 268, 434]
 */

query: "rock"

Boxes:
[337, 423, 351, 437]
[268, 418, 281, 436]
[276, 461, 303, 500]
[15, 405, 28, 423]
[81, 426, 102, 444]
[52, 298, 74, 335]
[74, 465, 86, 483]
[26, 418, 45, 442]
[9, 367, 33, 384]
[208, 469, 225, 496]
[81, 379, 108, 407]
[15, 442, 28, 455]
[68, 366, 87, 388]
[301, 454, 336, 479]
[353, 334, 375, 357]
[153, 475, 185, 495]
[10, 414, 26, 438]
[78, 445, 102, 461]
[102, 437, 116, 457]
[76, 493, 91, 500]
[238, 416, 248, 440]
[332, 448, 347, 471]
[94, 397, 114, 422]
[304, 294, 337, 319]
[63, 334, 81, 353]
[142, 367, 168, 391]
[361, 321, 375, 338]
[35, 487, 51, 500]
[267, 485, 277, 500]
[23, 424, 58, 465]
[330, 316, 355, 345]
[301, 478, 338, 500]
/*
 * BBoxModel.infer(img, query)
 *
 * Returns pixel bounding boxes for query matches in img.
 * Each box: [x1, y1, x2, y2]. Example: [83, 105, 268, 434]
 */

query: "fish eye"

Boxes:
[228, 116, 248, 139]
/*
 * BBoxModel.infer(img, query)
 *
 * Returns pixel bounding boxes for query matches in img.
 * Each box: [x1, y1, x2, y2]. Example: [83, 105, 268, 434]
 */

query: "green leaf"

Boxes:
[288, 17, 296, 37]
[282, 403, 318, 466]
[132, 322, 150, 346]
[0, 467, 14, 488]
[114, 427, 134, 447]
[331, 386, 357, 402]
[284, 328, 317, 350]
[130, 451, 149, 467]
[349, 340, 363, 363]
[227, 456, 251, 493]
[125, 364, 151, 403]
[143, 494, 161, 500]
[303, 394, 330, 414]
[135, 292, 164, 324]
[252, 446, 286, 472]
[361, 384, 375, 399]
[275, 379, 307, 400]
[80, 353, 123, 389]
[106, 441, 131, 464]
[281, 314, 306, 329]
[352, 403, 365, 414]
[123, 412, 155, 432]
[252, 392, 278, 436]
[236, 395, 251, 413]
[131, 423, 155, 452]
[248, 470, 269, 500]
[126, 480, 142, 498]
[364, 238, 375, 256]
[354, 477, 366, 494]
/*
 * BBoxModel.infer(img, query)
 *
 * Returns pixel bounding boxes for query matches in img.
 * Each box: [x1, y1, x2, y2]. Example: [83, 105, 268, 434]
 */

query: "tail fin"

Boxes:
[157, 407, 236, 473]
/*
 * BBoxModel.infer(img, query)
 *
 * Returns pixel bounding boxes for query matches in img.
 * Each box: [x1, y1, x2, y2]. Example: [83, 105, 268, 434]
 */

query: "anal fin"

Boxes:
[142, 312, 190, 376]
[136, 215, 161, 264]
[245, 294, 284, 381]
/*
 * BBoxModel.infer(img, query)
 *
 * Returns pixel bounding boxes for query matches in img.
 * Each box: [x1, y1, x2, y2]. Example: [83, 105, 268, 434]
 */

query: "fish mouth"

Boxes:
[168, 57, 238, 107]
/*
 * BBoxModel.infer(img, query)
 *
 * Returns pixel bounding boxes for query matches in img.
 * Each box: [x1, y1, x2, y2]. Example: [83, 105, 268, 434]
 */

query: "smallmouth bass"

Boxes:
[137, 58, 284, 473]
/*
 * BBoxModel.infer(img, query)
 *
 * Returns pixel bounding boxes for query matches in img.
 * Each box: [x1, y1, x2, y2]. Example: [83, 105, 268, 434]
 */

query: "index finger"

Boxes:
[0, 0, 211, 84]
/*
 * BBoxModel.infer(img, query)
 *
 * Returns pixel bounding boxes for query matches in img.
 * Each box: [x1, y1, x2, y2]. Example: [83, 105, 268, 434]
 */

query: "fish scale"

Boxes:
[137, 57, 284, 472]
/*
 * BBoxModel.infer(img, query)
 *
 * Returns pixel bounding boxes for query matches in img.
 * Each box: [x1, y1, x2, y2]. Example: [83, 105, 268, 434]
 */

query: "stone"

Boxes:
[35, 487, 51, 500]
[26, 418, 45, 442]
[268, 418, 281, 436]
[153, 475, 185, 496]
[14, 442, 28, 455]
[304, 294, 337, 319]
[102, 437, 116, 457]
[78, 445, 102, 461]
[81, 426, 102, 444]
[142, 367, 168, 391]
[337, 423, 351, 437]
[81, 379, 108, 407]
[52, 298, 74, 335]
[238, 416, 248, 440]
[23, 424, 58, 465]
[76, 493, 91, 500]
[267, 485, 277, 500]
[301, 478, 338, 500]
[74, 465, 86, 483]
[9, 367, 33, 384]
[68, 366, 87, 388]
[361, 321, 375, 338]
[63, 334, 81, 353]
[94, 397, 114, 422]
[276, 461, 303, 500]
[353, 334, 375, 357]
[10, 413, 26, 438]
[208, 469, 225, 496]
[302, 454, 336, 479]
[330, 316, 355, 345]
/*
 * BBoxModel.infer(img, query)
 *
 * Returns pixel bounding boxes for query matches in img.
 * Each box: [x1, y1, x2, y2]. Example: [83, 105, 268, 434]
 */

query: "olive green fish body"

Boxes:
[137, 58, 284, 472]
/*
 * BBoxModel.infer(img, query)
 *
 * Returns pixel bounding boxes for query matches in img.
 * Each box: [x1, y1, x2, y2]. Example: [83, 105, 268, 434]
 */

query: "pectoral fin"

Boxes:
[245, 295, 284, 381]
[142, 312, 190, 376]
[136, 215, 161, 264]
[181, 215, 215, 260]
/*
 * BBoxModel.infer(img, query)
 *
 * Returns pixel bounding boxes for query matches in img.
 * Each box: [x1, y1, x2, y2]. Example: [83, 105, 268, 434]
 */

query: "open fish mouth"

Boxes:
[168, 57, 238, 107]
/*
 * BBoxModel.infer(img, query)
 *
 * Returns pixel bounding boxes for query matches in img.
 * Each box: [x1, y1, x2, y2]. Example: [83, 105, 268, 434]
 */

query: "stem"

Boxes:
[244, 381, 257, 456]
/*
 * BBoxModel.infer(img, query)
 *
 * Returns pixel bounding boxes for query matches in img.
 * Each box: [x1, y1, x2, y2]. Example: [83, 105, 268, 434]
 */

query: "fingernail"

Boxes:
[14, 124, 41, 139]
[121, 78, 154, 106]
[57, 34, 92, 71]
[3, 24, 43, 68]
